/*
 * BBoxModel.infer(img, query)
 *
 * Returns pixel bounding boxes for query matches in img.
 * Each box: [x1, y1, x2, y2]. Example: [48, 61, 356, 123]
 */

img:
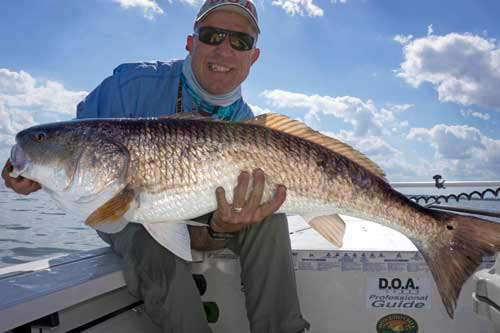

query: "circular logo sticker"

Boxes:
[376, 313, 418, 333]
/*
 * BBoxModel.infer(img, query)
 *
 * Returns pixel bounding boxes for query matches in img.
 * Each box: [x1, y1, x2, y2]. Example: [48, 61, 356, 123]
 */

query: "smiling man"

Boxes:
[188, 10, 260, 95]
[2, 0, 310, 332]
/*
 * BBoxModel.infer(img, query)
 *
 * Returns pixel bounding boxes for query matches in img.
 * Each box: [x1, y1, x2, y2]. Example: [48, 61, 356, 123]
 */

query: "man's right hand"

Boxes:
[2, 159, 41, 195]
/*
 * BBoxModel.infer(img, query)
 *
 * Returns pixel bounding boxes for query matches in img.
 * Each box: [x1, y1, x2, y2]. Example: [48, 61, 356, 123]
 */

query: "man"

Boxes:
[2, 0, 310, 332]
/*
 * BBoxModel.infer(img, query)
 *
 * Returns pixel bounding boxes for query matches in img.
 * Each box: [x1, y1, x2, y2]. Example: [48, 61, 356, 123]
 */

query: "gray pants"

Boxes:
[98, 214, 310, 333]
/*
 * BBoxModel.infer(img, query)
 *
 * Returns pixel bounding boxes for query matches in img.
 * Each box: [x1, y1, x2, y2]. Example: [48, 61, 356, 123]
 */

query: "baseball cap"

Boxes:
[195, 0, 260, 34]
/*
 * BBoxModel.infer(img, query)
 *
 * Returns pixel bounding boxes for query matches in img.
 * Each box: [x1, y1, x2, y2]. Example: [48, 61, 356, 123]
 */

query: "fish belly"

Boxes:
[126, 167, 238, 223]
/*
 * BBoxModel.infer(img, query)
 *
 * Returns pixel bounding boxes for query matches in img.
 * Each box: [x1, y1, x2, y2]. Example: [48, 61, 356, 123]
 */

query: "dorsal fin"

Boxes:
[159, 112, 219, 121]
[244, 113, 387, 181]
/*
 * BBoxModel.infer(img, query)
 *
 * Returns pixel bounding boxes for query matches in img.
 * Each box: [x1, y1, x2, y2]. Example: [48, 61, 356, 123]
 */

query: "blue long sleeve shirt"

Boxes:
[76, 59, 254, 121]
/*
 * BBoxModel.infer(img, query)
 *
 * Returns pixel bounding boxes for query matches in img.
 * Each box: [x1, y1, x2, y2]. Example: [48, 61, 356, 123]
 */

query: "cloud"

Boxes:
[389, 103, 414, 112]
[0, 101, 37, 161]
[261, 89, 410, 137]
[408, 124, 484, 159]
[0, 68, 87, 116]
[248, 103, 273, 116]
[179, 0, 204, 6]
[0, 69, 36, 95]
[0, 101, 36, 150]
[394, 34, 413, 45]
[427, 24, 433, 36]
[460, 109, 491, 120]
[113, 0, 335, 19]
[397, 32, 500, 111]
[271, 0, 324, 16]
[114, 0, 164, 20]
[0, 68, 87, 160]
[407, 124, 500, 179]
[331, 130, 417, 178]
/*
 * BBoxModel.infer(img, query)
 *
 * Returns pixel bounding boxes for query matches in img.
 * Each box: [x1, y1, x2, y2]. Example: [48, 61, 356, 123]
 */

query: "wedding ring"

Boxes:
[233, 207, 243, 213]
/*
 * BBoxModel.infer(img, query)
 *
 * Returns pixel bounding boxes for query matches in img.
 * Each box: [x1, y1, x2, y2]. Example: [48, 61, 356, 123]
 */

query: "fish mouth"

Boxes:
[9, 144, 30, 177]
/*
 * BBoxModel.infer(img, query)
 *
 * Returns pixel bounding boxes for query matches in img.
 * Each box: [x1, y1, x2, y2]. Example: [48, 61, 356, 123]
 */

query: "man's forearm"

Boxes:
[188, 225, 226, 251]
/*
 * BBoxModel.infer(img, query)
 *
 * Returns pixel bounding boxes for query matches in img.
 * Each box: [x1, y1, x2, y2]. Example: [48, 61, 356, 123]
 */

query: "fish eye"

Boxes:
[34, 132, 46, 142]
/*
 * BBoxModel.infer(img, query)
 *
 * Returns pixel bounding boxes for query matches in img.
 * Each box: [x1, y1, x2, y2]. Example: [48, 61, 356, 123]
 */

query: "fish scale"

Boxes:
[95, 119, 470, 243]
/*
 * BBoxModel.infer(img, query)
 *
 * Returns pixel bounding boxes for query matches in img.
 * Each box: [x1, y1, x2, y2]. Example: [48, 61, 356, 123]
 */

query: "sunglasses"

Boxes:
[195, 26, 256, 51]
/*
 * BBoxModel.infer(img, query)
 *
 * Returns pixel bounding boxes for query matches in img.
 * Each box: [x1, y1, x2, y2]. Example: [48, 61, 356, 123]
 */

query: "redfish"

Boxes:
[9, 113, 500, 318]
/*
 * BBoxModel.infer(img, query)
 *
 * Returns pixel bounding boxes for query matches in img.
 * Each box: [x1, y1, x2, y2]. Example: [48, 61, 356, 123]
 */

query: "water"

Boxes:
[0, 183, 499, 269]
[0, 183, 105, 268]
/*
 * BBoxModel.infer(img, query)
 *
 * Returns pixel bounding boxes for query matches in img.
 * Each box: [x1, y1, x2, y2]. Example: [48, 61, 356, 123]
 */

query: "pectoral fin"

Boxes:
[143, 222, 192, 261]
[92, 218, 128, 234]
[85, 187, 135, 227]
[307, 214, 346, 247]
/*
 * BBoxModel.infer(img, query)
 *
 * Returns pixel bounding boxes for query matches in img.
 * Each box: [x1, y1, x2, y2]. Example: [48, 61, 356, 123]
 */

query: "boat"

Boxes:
[1, 179, 500, 332]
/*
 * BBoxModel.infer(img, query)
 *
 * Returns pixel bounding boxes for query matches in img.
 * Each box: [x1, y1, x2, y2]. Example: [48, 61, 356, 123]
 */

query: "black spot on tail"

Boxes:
[418, 213, 500, 318]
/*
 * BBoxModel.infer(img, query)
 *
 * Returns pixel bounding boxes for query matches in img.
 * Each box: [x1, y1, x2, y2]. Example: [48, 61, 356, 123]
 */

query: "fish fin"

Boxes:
[92, 218, 128, 233]
[75, 138, 130, 186]
[418, 212, 500, 318]
[85, 187, 135, 227]
[159, 112, 221, 121]
[307, 214, 346, 247]
[143, 222, 192, 261]
[245, 113, 386, 181]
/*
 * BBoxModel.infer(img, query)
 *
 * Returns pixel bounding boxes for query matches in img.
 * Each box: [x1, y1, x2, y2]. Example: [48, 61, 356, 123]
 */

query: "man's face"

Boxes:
[187, 10, 260, 95]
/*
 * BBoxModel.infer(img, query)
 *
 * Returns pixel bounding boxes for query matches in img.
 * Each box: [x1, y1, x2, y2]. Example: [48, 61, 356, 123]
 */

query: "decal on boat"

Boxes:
[366, 277, 432, 310]
[376, 313, 418, 333]
[292, 251, 430, 273]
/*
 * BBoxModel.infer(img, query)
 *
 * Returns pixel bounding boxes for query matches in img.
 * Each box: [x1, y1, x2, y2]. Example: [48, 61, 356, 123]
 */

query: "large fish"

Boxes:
[8, 113, 500, 318]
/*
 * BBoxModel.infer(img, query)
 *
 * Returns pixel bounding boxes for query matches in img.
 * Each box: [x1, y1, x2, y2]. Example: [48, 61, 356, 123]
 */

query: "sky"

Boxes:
[1, 0, 500, 181]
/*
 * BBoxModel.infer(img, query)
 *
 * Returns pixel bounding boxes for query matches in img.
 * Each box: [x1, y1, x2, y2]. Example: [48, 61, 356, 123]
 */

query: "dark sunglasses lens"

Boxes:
[229, 32, 254, 51]
[198, 28, 226, 45]
[197, 27, 254, 51]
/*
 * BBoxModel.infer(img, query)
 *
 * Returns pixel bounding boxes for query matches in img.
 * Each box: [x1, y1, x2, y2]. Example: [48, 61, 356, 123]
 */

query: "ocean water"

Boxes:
[0, 183, 105, 268]
[0, 182, 499, 269]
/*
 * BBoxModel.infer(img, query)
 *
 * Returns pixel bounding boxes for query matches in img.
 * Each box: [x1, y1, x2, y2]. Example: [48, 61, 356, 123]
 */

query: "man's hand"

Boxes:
[211, 168, 286, 233]
[2, 159, 41, 195]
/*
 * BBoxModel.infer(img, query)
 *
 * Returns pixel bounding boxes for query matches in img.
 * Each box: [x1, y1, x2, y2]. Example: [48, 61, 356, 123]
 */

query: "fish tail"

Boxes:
[418, 212, 500, 318]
